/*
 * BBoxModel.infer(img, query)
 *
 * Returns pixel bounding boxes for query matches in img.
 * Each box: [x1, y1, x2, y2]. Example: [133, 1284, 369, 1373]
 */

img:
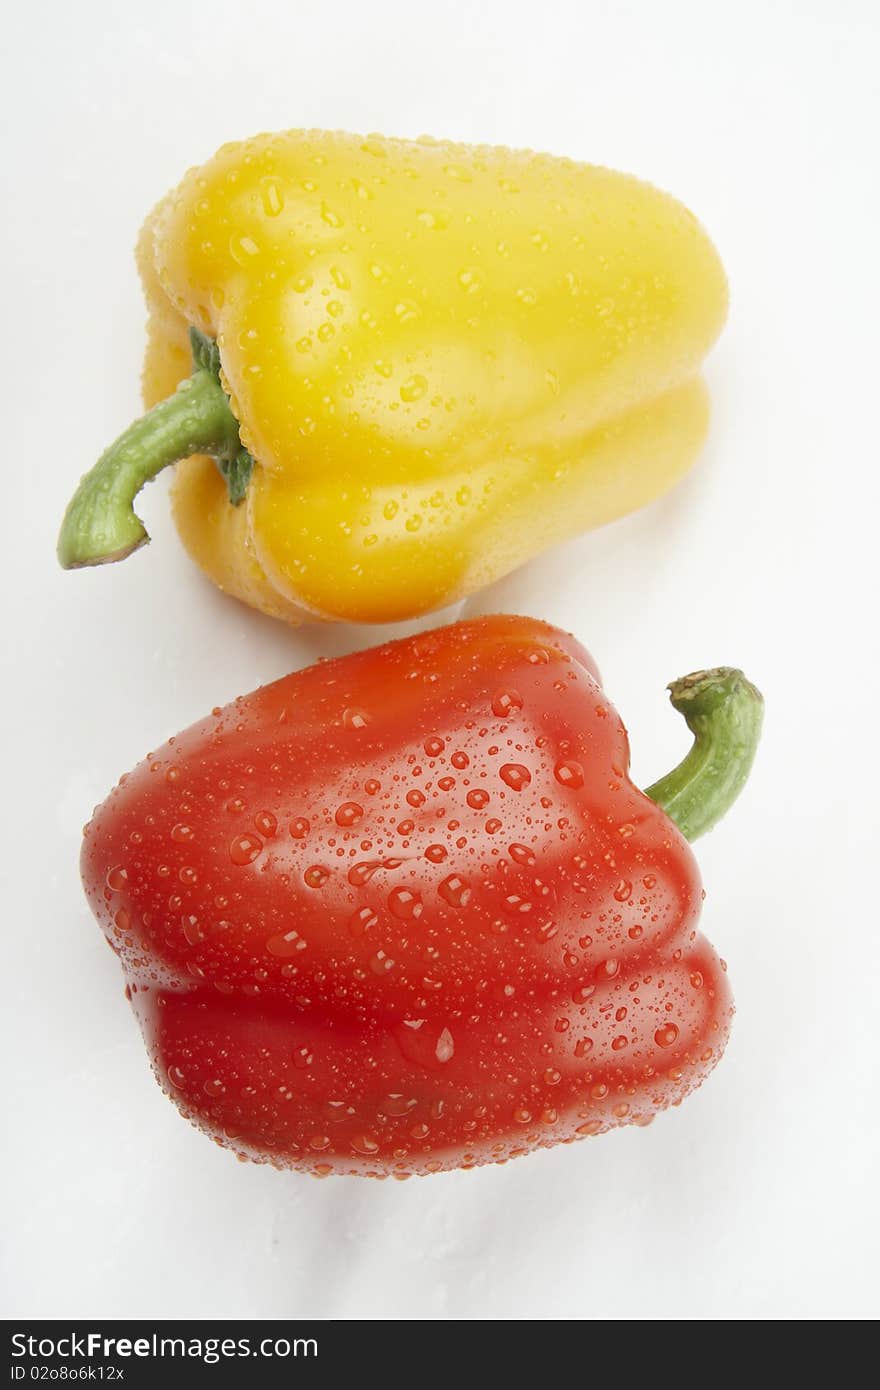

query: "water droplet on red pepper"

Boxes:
[324, 1100, 356, 1124]
[508, 843, 535, 866]
[576, 1120, 602, 1136]
[229, 833, 262, 865]
[554, 760, 584, 789]
[254, 810, 277, 837]
[379, 1094, 417, 1117]
[348, 905, 378, 936]
[343, 708, 369, 729]
[504, 893, 532, 914]
[388, 886, 422, 919]
[267, 929, 307, 956]
[351, 1134, 380, 1155]
[492, 689, 523, 717]
[348, 859, 383, 886]
[182, 914, 204, 945]
[500, 763, 531, 791]
[370, 950, 396, 974]
[304, 865, 330, 889]
[438, 874, 471, 908]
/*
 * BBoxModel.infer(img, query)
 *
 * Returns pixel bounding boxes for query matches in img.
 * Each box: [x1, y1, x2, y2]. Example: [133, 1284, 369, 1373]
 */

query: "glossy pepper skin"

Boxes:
[80, 617, 761, 1178]
[60, 130, 727, 623]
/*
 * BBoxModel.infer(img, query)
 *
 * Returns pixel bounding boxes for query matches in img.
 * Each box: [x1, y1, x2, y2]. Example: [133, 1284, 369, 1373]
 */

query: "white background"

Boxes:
[2, 0, 877, 1321]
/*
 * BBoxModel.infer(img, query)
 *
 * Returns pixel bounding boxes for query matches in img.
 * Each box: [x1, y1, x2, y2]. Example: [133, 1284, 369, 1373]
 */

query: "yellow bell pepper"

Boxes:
[58, 129, 727, 623]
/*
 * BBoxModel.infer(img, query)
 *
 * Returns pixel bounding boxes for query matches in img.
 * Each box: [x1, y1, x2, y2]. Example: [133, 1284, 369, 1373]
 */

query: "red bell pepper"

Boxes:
[81, 616, 762, 1177]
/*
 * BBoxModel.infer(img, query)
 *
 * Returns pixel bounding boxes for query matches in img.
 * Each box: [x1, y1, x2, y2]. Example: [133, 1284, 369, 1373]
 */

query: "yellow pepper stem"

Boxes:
[57, 332, 249, 569]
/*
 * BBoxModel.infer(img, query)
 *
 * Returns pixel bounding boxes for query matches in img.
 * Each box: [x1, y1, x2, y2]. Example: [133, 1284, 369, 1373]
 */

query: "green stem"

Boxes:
[57, 332, 248, 569]
[645, 667, 763, 841]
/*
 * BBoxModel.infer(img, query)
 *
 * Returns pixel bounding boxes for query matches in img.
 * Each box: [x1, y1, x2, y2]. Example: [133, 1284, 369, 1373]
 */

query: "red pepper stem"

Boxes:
[644, 667, 763, 841]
